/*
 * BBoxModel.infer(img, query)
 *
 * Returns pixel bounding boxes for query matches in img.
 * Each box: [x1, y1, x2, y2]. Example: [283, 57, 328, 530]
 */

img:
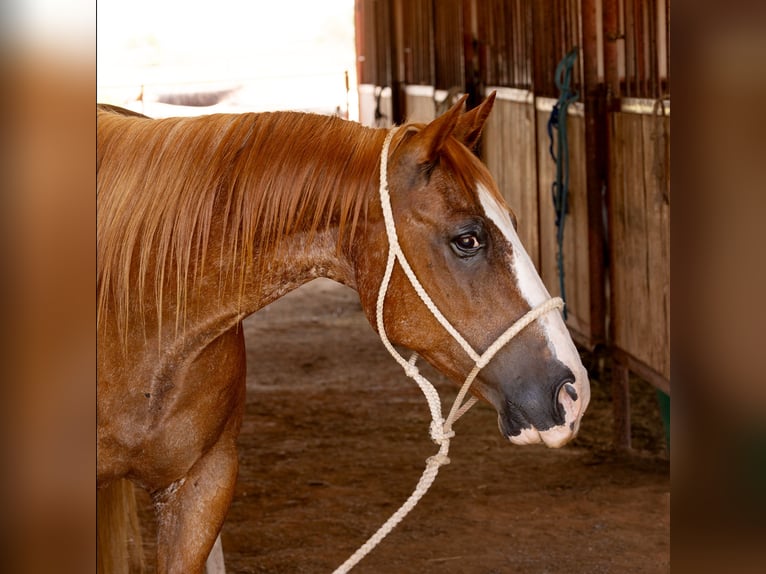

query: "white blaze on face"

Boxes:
[477, 182, 590, 446]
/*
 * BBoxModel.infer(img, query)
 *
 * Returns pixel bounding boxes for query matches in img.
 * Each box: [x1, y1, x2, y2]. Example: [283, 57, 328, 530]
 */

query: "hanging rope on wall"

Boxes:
[546, 47, 579, 320]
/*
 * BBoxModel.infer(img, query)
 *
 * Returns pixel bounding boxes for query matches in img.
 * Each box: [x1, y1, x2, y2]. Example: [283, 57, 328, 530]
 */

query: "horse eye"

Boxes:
[452, 233, 483, 256]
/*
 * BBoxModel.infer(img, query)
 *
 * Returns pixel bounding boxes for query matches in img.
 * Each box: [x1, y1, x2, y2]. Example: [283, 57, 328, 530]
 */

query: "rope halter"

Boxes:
[333, 127, 564, 574]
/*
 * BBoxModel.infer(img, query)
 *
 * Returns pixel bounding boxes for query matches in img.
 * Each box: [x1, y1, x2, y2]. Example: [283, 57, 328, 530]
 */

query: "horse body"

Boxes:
[97, 95, 589, 573]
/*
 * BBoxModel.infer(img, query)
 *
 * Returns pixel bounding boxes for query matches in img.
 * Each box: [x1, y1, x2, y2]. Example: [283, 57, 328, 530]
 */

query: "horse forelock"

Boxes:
[97, 108, 385, 342]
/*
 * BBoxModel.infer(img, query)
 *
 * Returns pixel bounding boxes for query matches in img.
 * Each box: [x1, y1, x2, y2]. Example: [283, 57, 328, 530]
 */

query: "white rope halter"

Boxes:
[333, 127, 564, 573]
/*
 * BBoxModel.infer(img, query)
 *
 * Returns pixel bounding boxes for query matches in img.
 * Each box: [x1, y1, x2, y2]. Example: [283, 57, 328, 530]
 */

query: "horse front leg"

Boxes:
[152, 418, 240, 574]
[150, 325, 247, 574]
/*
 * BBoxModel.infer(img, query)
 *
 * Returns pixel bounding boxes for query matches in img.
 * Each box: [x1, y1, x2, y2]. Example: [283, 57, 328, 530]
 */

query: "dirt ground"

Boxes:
[137, 278, 670, 573]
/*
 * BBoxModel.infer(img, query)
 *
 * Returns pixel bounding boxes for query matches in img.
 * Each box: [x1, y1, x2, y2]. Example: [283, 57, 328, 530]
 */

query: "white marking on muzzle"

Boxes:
[477, 183, 590, 440]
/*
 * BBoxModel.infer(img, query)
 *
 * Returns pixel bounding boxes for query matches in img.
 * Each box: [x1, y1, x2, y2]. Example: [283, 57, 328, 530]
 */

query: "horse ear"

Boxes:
[453, 91, 497, 152]
[408, 94, 468, 166]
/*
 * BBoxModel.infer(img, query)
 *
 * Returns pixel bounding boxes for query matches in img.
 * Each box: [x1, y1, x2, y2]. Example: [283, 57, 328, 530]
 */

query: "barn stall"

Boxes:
[103, 1, 670, 571]
[355, 0, 670, 449]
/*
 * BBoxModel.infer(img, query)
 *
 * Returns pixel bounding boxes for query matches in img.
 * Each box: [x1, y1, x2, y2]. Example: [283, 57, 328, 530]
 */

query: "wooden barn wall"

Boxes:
[355, 0, 392, 87]
[608, 107, 670, 381]
[481, 90, 540, 269]
[401, 0, 434, 86]
[354, 0, 395, 128]
[478, 0, 534, 89]
[535, 102, 592, 342]
[433, 0, 464, 90]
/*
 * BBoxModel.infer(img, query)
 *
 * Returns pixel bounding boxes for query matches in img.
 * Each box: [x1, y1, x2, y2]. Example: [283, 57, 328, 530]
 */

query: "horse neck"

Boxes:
[197, 114, 388, 321]
[98, 111, 389, 352]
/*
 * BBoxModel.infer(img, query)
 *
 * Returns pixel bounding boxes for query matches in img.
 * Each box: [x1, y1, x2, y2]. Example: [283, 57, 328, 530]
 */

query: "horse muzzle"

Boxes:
[496, 367, 590, 448]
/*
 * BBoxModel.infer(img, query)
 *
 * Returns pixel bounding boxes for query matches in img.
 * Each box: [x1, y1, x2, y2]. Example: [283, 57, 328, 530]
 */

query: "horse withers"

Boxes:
[97, 93, 589, 573]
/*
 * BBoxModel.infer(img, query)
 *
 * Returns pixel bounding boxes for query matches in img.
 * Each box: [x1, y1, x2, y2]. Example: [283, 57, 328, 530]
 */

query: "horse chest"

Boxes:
[99, 327, 246, 488]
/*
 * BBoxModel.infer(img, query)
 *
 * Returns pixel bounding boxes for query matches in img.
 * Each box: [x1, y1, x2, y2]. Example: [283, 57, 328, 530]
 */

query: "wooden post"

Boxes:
[580, 0, 607, 346]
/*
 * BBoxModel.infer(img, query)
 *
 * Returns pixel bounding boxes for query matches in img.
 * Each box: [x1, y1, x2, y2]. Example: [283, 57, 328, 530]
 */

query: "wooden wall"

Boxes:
[608, 105, 671, 384]
[404, 86, 436, 123]
[534, 101, 593, 346]
[482, 90, 598, 348]
[482, 89, 540, 269]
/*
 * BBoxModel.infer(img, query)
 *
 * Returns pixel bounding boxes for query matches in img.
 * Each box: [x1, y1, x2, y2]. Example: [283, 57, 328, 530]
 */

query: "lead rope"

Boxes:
[547, 47, 579, 320]
[332, 128, 564, 574]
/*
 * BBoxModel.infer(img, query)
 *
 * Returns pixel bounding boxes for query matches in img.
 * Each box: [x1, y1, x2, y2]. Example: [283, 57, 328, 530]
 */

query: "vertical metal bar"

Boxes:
[504, 0, 511, 86]
[390, 0, 404, 123]
[460, 0, 464, 87]
[510, 0, 515, 86]
[518, 0, 524, 87]
[487, 0, 495, 86]
[414, 0, 420, 83]
[428, 0, 435, 86]
[574, 0, 582, 88]
[524, 0, 530, 87]
[649, 0, 658, 99]
[561, 0, 568, 57]
[429, 0, 436, 87]
[482, 0, 490, 86]
[530, 0, 544, 95]
[665, 0, 670, 95]
[603, 0, 620, 100]
[521, 0, 527, 86]
[519, 0, 524, 87]
[625, 0, 633, 97]
[515, 0, 522, 86]
[462, 0, 478, 106]
[511, 0, 517, 86]
[634, 0, 645, 96]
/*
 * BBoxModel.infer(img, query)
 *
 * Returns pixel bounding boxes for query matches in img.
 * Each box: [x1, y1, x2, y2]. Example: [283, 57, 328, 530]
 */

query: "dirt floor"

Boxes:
[137, 278, 670, 573]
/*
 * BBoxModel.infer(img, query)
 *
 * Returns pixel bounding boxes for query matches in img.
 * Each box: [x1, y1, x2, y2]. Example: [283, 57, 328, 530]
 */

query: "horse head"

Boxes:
[354, 93, 589, 448]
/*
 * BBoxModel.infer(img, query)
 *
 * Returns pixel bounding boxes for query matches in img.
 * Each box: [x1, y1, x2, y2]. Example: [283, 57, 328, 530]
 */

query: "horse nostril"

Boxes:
[563, 382, 578, 401]
[552, 378, 578, 425]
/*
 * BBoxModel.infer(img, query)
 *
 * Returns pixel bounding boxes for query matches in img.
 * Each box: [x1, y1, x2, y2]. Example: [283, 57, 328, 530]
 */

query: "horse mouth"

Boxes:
[497, 402, 578, 448]
[498, 407, 541, 445]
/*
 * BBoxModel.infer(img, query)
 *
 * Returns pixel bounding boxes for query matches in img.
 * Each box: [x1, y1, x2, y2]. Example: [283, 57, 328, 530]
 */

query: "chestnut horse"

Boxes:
[97, 94, 590, 573]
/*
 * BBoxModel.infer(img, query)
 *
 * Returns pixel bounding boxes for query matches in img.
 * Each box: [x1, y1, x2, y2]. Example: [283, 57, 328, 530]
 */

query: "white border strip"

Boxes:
[535, 96, 585, 117]
[405, 84, 436, 98]
[485, 86, 534, 105]
[358, 83, 392, 98]
[620, 97, 670, 116]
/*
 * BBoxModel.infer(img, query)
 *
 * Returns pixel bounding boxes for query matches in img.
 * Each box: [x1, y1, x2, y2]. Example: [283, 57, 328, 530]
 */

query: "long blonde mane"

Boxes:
[97, 108, 385, 339]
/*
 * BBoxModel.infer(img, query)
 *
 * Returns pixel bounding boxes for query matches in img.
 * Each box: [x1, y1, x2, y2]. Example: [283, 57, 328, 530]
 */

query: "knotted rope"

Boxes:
[332, 127, 564, 573]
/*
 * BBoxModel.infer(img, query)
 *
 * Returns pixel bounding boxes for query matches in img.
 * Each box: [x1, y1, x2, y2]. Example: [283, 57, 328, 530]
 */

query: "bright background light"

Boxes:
[97, 0, 358, 119]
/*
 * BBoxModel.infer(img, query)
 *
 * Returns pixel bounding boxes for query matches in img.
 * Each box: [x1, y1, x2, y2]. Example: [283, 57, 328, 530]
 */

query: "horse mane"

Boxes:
[97, 106, 502, 343]
[97, 107, 387, 339]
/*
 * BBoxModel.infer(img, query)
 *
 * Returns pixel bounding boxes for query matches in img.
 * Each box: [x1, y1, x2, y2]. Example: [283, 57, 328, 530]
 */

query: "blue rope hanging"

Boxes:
[546, 47, 579, 320]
